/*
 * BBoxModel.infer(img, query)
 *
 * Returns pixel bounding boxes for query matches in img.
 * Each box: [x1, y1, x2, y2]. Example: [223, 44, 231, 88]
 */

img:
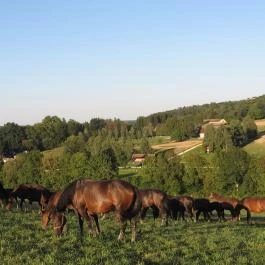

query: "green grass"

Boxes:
[244, 142, 265, 158]
[1, 208, 265, 264]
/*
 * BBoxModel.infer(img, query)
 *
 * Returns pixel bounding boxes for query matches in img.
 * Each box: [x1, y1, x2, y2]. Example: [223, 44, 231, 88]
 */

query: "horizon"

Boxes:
[1, 1, 265, 125]
[1, 93, 263, 126]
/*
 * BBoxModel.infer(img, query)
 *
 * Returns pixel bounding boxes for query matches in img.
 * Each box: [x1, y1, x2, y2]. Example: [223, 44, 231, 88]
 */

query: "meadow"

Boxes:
[1, 208, 265, 265]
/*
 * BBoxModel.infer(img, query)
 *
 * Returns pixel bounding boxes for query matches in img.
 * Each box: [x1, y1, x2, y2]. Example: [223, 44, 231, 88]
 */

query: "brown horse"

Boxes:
[208, 192, 239, 207]
[41, 191, 82, 234]
[208, 192, 238, 219]
[54, 179, 142, 241]
[167, 196, 186, 220]
[234, 197, 265, 223]
[10, 183, 53, 211]
[139, 189, 169, 226]
[175, 195, 194, 221]
[193, 198, 211, 221]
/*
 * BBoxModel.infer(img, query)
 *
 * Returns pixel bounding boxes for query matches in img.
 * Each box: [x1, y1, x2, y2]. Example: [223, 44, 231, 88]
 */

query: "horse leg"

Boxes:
[19, 199, 24, 211]
[130, 217, 138, 242]
[246, 209, 251, 224]
[93, 214, 100, 235]
[196, 210, 201, 221]
[140, 208, 148, 224]
[204, 210, 211, 221]
[77, 212, 84, 238]
[117, 214, 127, 241]
[160, 208, 168, 226]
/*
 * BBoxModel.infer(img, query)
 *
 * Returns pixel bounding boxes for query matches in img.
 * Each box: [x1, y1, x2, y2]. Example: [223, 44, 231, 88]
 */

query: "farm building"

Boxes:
[200, 119, 227, 138]
[131, 154, 146, 166]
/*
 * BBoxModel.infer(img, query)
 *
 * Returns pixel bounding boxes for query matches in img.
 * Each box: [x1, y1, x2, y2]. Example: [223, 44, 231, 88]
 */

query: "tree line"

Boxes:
[1, 95, 265, 158]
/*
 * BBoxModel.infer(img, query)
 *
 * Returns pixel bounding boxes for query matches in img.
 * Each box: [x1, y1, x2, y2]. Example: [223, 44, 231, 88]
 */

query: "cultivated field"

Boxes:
[1, 208, 265, 265]
[244, 135, 265, 157]
[151, 139, 203, 155]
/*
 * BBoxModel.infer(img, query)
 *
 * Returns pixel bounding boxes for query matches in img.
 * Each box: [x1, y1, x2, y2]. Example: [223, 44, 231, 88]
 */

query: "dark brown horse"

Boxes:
[208, 192, 238, 219]
[193, 198, 211, 221]
[167, 196, 186, 220]
[54, 179, 142, 241]
[234, 197, 265, 223]
[10, 183, 53, 211]
[139, 189, 169, 226]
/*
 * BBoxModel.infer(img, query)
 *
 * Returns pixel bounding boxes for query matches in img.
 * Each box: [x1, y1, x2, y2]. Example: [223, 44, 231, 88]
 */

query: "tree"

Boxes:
[142, 154, 184, 194]
[212, 147, 250, 195]
[0, 123, 26, 156]
[67, 119, 83, 136]
[242, 117, 257, 140]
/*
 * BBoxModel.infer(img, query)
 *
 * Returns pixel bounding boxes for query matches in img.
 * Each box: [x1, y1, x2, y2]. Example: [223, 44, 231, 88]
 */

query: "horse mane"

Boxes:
[56, 179, 79, 212]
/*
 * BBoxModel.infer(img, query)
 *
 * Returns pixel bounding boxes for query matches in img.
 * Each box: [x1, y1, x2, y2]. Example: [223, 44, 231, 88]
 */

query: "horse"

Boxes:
[42, 191, 63, 229]
[174, 195, 194, 221]
[42, 191, 98, 236]
[54, 178, 142, 241]
[167, 196, 186, 220]
[139, 189, 169, 226]
[208, 202, 224, 221]
[192, 198, 212, 221]
[208, 192, 238, 220]
[10, 183, 53, 211]
[234, 197, 265, 223]
[208, 192, 239, 208]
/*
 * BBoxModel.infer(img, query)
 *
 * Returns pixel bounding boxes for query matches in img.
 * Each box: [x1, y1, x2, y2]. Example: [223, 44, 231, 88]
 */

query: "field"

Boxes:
[244, 135, 265, 157]
[151, 139, 203, 155]
[1, 208, 265, 265]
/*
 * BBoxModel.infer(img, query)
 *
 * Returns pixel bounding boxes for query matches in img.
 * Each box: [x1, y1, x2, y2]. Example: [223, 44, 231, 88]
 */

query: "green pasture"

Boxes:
[244, 142, 265, 158]
[1, 208, 265, 265]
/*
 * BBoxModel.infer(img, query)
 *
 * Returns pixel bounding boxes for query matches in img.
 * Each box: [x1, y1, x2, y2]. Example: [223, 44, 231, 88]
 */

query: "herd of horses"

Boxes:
[1, 179, 265, 241]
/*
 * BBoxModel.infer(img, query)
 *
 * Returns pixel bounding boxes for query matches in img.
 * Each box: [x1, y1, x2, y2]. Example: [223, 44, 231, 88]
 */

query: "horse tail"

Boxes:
[123, 187, 142, 219]
[163, 196, 170, 216]
[56, 180, 78, 212]
[0, 182, 8, 203]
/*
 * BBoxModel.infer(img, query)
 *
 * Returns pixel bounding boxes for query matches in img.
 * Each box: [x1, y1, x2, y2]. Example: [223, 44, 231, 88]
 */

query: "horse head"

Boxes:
[53, 211, 67, 236]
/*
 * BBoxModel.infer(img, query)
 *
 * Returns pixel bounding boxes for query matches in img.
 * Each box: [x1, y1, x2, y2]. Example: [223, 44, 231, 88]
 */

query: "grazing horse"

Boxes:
[42, 191, 63, 229]
[54, 179, 142, 241]
[193, 198, 212, 221]
[174, 195, 194, 221]
[234, 197, 265, 223]
[208, 202, 224, 221]
[10, 183, 53, 211]
[167, 196, 186, 220]
[208, 192, 239, 208]
[139, 189, 169, 226]
[208, 192, 238, 219]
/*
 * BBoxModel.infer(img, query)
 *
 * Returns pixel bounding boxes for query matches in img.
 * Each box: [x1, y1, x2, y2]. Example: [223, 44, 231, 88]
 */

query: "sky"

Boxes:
[0, 0, 265, 125]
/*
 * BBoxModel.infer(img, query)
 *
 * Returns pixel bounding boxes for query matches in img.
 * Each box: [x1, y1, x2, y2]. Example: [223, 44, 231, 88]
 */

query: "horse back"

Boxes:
[75, 179, 139, 215]
[241, 197, 265, 213]
[139, 189, 168, 208]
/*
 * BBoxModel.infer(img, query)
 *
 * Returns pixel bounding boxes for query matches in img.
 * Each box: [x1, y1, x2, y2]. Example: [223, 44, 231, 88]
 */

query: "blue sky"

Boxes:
[1, 0, 265, 125]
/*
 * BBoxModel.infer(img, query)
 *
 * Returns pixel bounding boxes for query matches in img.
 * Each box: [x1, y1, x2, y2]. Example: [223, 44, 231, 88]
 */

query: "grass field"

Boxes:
[151, 139, 203, 155]
[1, 208, 265, 265]
[244, 134, 265, 157]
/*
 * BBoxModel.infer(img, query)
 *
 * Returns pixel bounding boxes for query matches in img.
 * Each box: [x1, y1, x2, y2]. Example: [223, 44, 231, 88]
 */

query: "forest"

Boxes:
[1, 94, 265, 197]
